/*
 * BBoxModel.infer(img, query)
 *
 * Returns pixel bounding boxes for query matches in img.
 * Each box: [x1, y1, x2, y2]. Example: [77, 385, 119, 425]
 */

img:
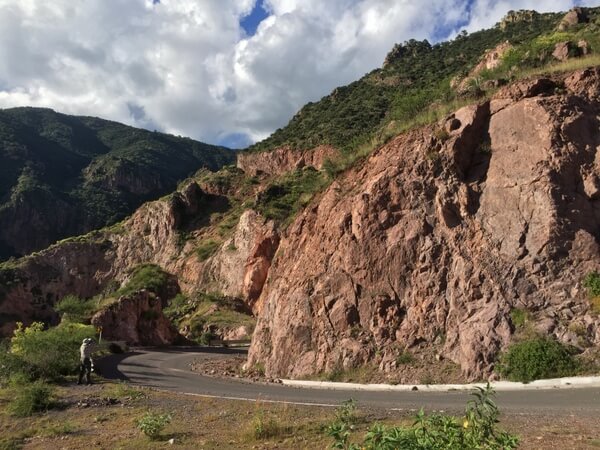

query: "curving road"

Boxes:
[101, 347, 600, 415]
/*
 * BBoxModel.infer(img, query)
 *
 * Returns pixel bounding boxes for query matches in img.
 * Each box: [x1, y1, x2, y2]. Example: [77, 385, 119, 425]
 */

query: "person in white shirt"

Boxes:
[77, 338, 95, 385]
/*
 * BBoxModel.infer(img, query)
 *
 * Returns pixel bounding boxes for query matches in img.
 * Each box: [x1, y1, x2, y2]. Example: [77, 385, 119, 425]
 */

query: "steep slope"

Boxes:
[246, 9, 572, 156]
[0, 166, 281, 338]
[0, 107, 234, 259]
[247, 70, 600, 380]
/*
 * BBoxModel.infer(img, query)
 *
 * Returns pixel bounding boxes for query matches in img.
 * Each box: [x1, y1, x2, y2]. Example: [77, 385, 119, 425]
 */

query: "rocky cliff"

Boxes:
[0, 173, 278, 336]
[247, 69, 600, 380]
[237, 145, 338, 177]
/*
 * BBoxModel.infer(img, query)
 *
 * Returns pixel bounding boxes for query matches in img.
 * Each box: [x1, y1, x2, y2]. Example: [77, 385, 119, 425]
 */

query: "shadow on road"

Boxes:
[98, 346, 247, 382]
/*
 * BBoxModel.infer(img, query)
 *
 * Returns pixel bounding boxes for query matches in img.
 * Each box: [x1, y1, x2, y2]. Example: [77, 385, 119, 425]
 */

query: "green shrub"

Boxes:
[255, 168, 330, 224]
[326, 399, 358, 449]
[328, 385, 518, 450]
[509, 308, 529, 328]
[8, 380, 54, 417]
[54, 295, 97, 323]
[195, 240, 220, 262]
[583, 272, 600, 314]
[163, 293, 193, 326]
[396, 351, 415, 365]
[199, 331, 216, 345]
[7, 321, 96, 381]
[583, 272, 600, 297]
[0, 341, 33, 385]
[250, 410, 288, 440]
[497, 337, 576, 382]
[117, 264, 171, 297]
[136, 412, 172, 440]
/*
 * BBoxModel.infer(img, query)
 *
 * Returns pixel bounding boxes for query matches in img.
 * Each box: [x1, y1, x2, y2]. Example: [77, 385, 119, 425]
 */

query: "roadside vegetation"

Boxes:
[0, 346, 597, 449]
[497, 337, 577, 382]
[327, 386, 518, 450]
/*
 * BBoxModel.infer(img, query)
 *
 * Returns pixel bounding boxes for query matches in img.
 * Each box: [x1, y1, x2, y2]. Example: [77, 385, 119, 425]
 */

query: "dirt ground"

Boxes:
[190, 353, 465, 385]
[1, 380, 600, 449]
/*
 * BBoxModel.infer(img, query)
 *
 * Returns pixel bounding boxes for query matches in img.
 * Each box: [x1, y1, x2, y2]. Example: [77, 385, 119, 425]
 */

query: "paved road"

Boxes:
[101, 347, 600, 415]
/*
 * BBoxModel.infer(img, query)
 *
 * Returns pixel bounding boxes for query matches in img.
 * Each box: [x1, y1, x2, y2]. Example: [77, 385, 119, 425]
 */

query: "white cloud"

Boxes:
[0, 0, 592, 147]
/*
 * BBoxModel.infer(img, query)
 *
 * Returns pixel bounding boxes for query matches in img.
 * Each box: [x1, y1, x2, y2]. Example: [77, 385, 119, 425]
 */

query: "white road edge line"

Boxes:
[281, 376, 600, 392]
[150, 387, 339, 408]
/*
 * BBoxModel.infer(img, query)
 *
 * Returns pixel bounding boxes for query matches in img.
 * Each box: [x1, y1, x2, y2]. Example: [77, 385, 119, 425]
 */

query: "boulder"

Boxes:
[91, 290, 180, 346]
[558, 7, 588, 31]
[552, 42, 571, 62]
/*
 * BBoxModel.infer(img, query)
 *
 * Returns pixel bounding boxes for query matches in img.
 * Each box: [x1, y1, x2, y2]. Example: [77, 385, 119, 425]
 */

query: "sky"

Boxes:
[0, 0, 596, 148]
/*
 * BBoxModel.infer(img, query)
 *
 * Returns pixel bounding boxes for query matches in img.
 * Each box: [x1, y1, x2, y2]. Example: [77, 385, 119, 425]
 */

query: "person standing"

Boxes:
[78, 338, 95, 385]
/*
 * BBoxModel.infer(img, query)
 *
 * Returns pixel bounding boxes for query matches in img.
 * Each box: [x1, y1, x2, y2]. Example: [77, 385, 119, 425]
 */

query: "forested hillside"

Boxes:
[0, 107, 234, 259]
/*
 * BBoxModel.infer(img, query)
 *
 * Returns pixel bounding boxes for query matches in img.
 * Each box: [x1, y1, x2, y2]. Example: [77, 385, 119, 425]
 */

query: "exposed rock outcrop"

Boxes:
[553, 42, 571, 61]
[558, 7, 588, 31]
[456, 42, 512, 93]
[237, 145, 338, 177]
[0, 240, 114, 336]
[91, 290, 180, 346]
[499, 10, 539, 30]
[248, 70, 600, 381]
[552, 40, 590, 62]
[473, 41, 512, 73]
[201, 210, 279, 310]
[0, 179, 278, 336]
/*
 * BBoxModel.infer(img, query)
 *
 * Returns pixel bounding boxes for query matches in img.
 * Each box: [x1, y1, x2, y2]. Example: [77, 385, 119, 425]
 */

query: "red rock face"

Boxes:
[91, 290, 180, 346]
[248, 70, 600, 380]
[0, 182, 279, 336]
[237, 145, 339, 177]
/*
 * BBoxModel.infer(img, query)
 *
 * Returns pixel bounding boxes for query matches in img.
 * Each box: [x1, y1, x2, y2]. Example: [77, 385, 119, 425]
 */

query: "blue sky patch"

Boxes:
[241, 0, 269, 37]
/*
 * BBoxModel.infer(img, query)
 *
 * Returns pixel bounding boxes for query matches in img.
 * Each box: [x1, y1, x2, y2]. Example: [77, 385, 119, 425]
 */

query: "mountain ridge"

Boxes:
[0, 106, 235, 260]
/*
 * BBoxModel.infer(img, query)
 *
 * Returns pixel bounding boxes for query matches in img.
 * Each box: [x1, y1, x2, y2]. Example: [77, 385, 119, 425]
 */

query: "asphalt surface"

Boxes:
[101, 347, 600, 415]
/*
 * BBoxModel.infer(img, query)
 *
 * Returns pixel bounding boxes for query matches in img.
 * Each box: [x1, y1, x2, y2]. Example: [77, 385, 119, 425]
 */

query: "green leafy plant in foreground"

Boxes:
[136, 412, 172, 440]
[327, 399, 358, 449]
[328, 385, 518, 450]
[250, 410, 288, 440]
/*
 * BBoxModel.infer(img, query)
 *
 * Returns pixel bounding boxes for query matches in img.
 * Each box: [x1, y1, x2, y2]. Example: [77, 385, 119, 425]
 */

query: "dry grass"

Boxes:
[2, 381, 600, 449]
[517, 54, 600, 78]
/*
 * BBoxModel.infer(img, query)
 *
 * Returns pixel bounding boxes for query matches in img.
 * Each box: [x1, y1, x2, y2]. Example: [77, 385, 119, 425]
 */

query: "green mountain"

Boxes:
[247, 8, 600, 156]
[0, 107, 234, 259]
